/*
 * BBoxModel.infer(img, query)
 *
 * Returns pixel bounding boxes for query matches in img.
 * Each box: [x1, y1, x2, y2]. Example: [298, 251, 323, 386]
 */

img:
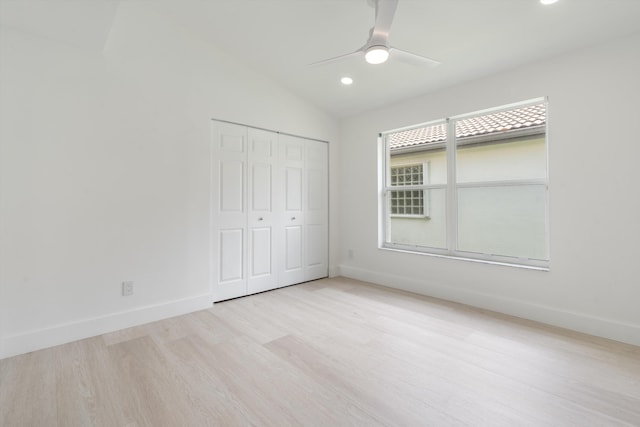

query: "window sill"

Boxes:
[390, 214, 430, 219]
[379, 245, 549, 271]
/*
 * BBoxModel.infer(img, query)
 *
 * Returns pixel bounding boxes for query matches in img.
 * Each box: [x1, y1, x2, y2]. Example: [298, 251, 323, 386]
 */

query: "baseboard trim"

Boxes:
[0, 294, 212, 360]
[328, 265, 341, 278]
[339, 265, 640, 347]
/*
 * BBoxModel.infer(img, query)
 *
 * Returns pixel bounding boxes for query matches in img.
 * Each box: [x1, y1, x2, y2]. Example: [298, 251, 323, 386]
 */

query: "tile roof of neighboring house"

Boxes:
[389, 103, 546, 150]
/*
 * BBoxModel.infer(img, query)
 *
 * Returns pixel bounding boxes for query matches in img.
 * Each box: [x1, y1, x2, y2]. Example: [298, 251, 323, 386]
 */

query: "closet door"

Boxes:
[212, 122, 248, 302]
[304, 140, 329, 281]
[278, 134, 305, 287]
[247, 128, 279, 294]
[212, 121, 328, 301]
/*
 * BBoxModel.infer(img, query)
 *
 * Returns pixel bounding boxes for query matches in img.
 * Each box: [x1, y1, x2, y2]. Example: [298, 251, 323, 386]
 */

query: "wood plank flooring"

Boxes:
[2, 277, 639, 426]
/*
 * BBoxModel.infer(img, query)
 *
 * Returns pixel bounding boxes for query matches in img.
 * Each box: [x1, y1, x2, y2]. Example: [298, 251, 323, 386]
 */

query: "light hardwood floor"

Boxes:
[2, 277, 639, 426]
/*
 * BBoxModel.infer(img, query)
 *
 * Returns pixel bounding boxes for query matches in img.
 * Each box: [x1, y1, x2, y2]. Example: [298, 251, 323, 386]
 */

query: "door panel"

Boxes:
[305, 224, 324, 268]
[285, 167, 302, 211]
[304, 140, 329, 281]
[285, 226, 303, 271]
[279, 135, 305, 287]
[220, 229, 243, 282]
[251, 163, 271, 212]
[247, 128, 279, 294]
[285, 144, 303, 161]
[307, 169, 323, 211]
[250, 227, 272, 277]
[212, 122, 248, 301]
[220, 134, 244, 152]
[220, 161, 244, 212]
[251, 136, 273, 158]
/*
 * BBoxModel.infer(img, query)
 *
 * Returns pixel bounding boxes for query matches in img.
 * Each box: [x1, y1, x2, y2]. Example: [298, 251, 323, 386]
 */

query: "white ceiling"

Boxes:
[2, 0, 640, 118]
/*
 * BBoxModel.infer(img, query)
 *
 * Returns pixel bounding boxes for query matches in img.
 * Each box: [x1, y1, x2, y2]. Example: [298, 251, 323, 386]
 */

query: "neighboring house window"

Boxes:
[380, 98, 549, 269]
[390, 164, 425, 216]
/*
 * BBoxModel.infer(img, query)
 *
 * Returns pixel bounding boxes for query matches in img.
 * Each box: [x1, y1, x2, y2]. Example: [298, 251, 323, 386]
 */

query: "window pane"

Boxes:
[456, 103, 546, 183]
[388, 122, 447, 186]
[457, 185, 548, 260]
[388, 189, 446, 249]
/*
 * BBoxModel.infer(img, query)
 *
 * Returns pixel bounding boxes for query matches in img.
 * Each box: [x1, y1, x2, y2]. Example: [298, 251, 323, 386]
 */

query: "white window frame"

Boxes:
[379, 98, 549, 270]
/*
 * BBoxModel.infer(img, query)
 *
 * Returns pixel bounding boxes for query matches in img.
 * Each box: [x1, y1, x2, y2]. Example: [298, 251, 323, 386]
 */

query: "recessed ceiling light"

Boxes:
[364, 46, 389, 65]
[341, 77, 353, 85]
[540, 0, 559, 5]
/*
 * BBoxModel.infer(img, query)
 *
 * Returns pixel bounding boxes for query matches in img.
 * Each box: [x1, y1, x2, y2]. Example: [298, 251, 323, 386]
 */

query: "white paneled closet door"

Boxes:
[278, 134, 306, 287]
[211, 122, 248, 302]
[247, 128, 279, 294]
[212, 120, 328, 302]
[304, 140, 329, 281]
[278, 135, 329, 286]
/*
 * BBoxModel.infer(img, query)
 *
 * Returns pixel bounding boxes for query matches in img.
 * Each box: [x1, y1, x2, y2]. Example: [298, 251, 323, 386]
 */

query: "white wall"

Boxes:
[0, 2, 339, 358]
[339, 33, 640, 346]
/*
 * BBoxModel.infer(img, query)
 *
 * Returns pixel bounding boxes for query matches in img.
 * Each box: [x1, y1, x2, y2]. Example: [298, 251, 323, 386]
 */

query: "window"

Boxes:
[390, 164, 426, 216]
[380, 99, 549, 269]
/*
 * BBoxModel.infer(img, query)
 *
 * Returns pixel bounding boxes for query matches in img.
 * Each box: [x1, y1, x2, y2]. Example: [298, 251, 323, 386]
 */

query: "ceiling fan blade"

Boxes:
[371, 0, 399, 44]
[390, 47, 440, 67]
[309, 50, 363, 67]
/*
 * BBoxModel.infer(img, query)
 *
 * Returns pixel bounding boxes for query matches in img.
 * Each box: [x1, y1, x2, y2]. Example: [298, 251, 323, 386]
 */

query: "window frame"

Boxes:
[379, 98, 549, 270]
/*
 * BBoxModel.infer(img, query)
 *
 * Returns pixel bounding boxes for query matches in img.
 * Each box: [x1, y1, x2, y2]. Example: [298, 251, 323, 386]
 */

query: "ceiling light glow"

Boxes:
[365, 46, 389, 64]
[341, 77, 353, 85]
[540, 0, 559, 4]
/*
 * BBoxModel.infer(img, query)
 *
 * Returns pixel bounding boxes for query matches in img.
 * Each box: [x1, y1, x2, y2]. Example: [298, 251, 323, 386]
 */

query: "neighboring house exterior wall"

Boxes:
[389, 135, 546, 259]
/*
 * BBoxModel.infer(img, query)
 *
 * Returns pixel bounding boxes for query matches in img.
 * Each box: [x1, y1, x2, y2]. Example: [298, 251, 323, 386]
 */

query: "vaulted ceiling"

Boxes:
[2, 0, 640, 117]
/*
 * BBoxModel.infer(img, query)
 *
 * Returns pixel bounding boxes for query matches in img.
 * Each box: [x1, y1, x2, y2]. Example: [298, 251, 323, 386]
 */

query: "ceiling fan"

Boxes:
[311, 0, 440, 67]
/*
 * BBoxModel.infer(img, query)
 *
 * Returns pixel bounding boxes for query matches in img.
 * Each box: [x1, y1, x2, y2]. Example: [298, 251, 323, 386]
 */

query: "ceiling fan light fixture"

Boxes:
[365, 46, 389, 64]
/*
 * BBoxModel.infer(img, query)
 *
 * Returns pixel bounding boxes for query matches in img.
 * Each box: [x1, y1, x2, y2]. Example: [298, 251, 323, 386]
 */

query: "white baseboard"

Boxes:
[328, 265, 341, 278]
[0, 294, 212, 360]
[339, 264, 640, 347]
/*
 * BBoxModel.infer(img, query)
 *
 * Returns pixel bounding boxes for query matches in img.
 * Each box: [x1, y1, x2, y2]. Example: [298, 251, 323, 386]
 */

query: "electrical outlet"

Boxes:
[122, 281, 134, 296]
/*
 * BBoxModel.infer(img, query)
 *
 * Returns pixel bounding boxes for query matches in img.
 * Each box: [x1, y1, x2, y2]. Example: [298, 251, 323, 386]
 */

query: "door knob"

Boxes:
[258, 217, 263, 221]
[291, 217, 296, 220]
